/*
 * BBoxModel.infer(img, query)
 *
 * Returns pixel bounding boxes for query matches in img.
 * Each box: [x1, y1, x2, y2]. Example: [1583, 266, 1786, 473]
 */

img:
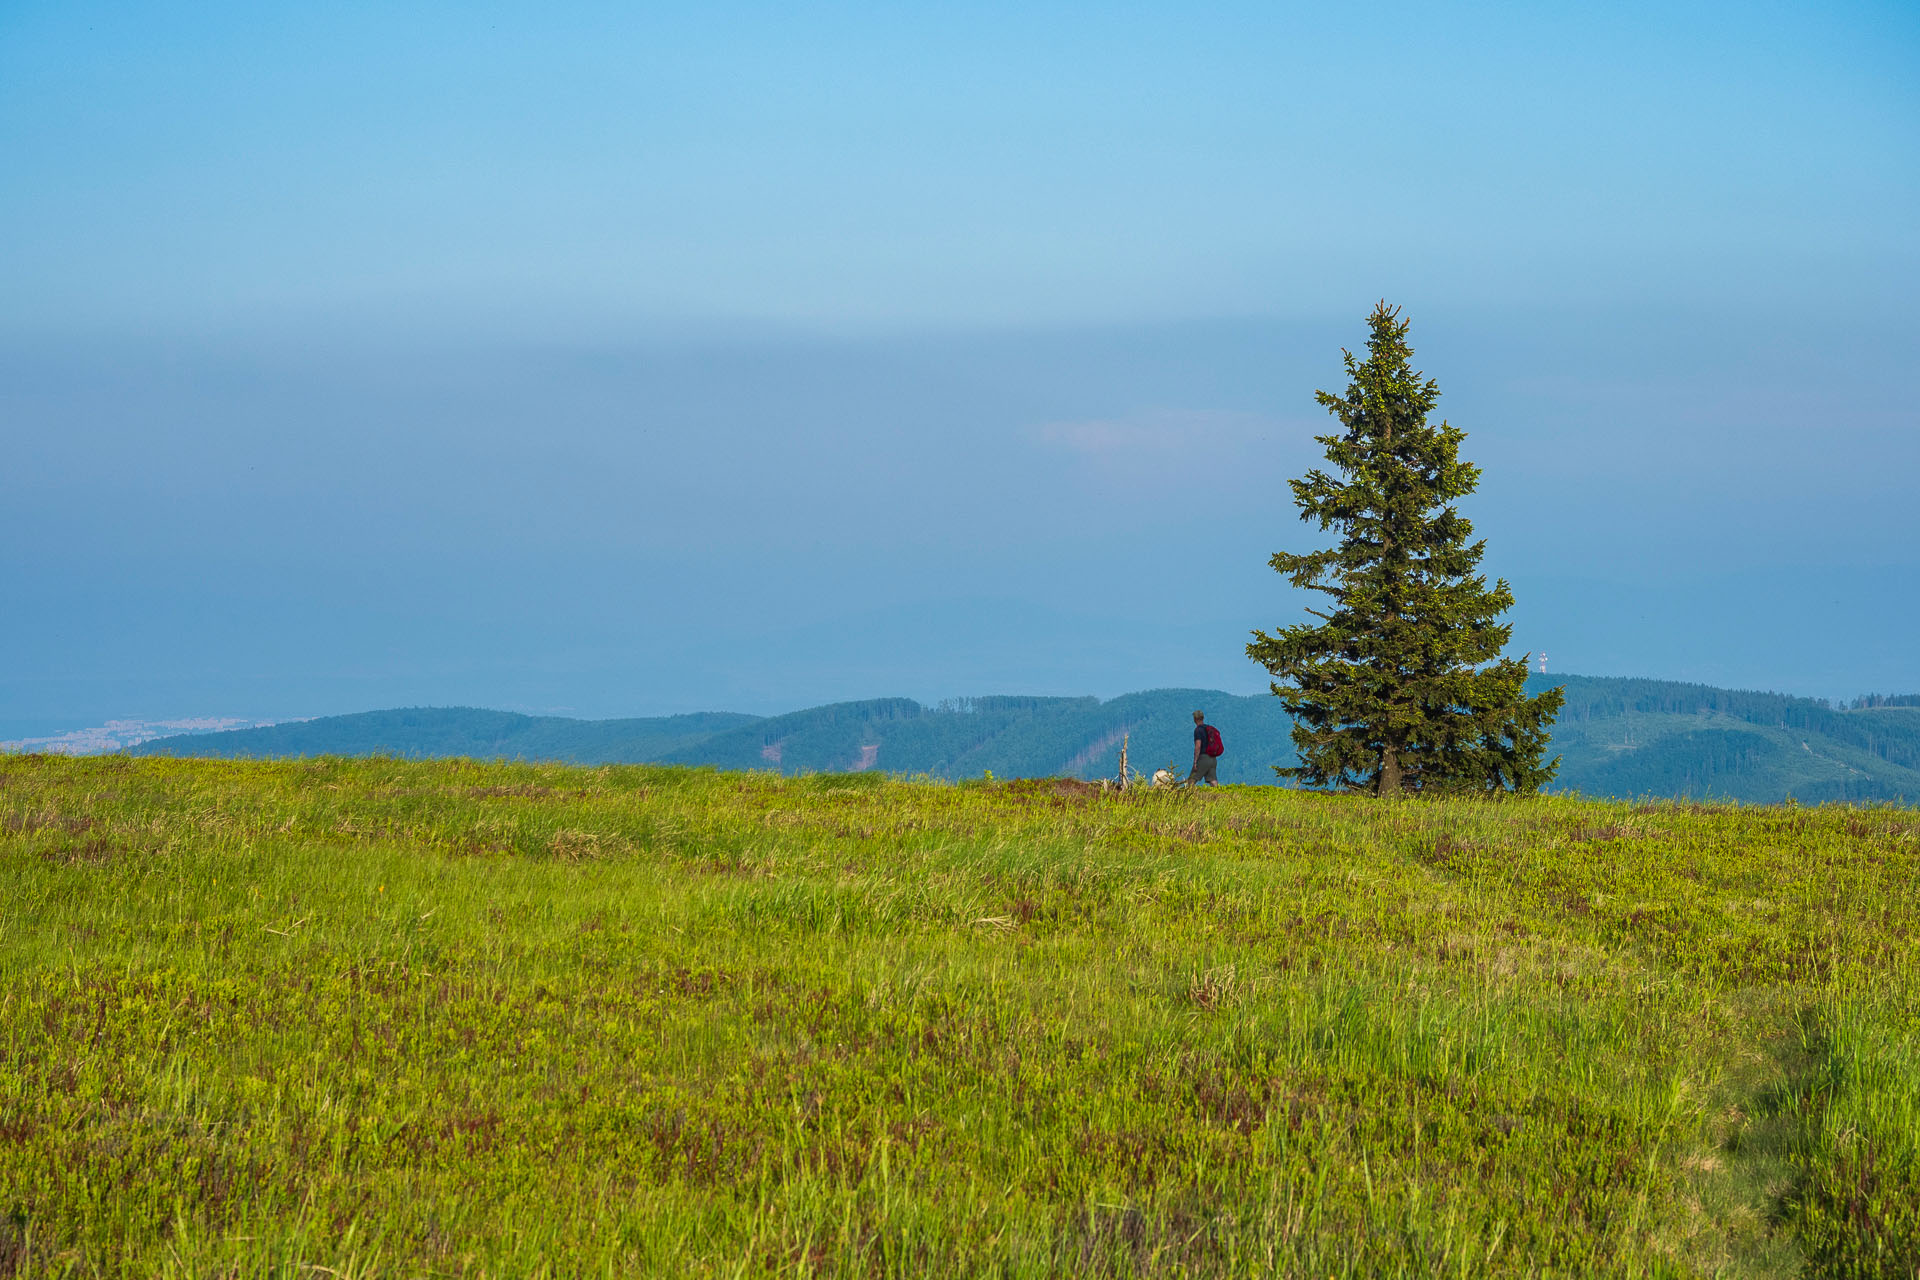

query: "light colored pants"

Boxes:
[1189, 753, 1218, 784]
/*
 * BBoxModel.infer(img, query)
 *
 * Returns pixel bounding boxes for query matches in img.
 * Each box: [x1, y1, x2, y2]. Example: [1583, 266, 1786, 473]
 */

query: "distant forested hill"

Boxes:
[1538, 675, 1920, 804]
[128, 677, 1920, 804]
[646, 690, 1297, 785]
[131, 693, 1293, 785]
[130, 707, 757, 765]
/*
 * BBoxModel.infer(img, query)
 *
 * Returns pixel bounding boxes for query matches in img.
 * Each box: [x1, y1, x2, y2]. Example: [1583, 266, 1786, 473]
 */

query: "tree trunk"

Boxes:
[1378, 744, 1403, 797]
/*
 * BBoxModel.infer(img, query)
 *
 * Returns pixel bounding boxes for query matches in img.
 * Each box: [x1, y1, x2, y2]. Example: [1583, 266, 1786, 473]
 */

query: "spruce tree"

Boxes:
[1247, 303, 1562, 796]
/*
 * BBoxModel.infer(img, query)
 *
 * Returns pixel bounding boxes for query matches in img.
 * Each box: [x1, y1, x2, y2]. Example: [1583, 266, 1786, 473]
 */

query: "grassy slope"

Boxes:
[3, 757, 1916, 1277]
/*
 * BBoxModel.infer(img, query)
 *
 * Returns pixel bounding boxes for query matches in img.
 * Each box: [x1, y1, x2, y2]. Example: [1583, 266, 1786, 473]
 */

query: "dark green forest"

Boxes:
[125, 675, 1920, 805]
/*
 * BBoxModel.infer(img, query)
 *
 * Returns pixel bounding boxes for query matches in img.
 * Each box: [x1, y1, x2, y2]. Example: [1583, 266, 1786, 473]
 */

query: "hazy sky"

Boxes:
[4, 2, 1916, 731]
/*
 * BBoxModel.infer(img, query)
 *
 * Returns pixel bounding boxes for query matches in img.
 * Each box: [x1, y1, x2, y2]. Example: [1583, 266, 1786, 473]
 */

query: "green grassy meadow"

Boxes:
[2, 755, 1916, 1277]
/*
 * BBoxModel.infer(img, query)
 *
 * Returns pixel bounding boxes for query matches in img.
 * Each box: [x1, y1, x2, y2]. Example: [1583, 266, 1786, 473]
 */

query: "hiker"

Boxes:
[1189, 710, 1223, 785]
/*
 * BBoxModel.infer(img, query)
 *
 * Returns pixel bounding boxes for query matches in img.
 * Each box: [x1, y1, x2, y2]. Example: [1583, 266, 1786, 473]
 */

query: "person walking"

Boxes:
[1189, 710, 1223, 785]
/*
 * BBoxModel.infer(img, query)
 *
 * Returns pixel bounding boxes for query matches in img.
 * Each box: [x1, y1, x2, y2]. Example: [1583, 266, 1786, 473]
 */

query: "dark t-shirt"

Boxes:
[1194, 723, 1207, 747]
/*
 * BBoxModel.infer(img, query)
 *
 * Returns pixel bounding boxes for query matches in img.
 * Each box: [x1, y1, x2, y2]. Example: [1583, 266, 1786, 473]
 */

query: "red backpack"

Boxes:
[1202, 724, 1224, 757]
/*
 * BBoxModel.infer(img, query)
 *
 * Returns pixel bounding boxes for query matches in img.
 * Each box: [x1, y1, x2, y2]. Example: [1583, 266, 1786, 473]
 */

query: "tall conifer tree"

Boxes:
[1248, 304, 1562, 796]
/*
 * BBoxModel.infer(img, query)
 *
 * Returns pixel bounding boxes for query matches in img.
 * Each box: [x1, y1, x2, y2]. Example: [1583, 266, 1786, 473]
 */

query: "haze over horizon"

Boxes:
[5, 2, 1916, 735]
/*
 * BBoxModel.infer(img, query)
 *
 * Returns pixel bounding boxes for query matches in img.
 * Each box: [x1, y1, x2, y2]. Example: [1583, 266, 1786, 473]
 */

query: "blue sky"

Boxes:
[3, 2, 1917, 730]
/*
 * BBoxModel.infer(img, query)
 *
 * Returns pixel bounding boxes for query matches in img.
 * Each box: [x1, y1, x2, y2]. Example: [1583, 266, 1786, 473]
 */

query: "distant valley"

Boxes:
[122, 676, 1920, 805]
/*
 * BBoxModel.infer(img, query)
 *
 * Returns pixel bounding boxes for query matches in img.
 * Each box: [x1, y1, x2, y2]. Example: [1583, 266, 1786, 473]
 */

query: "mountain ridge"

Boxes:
[122, 675, 1920, 804]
